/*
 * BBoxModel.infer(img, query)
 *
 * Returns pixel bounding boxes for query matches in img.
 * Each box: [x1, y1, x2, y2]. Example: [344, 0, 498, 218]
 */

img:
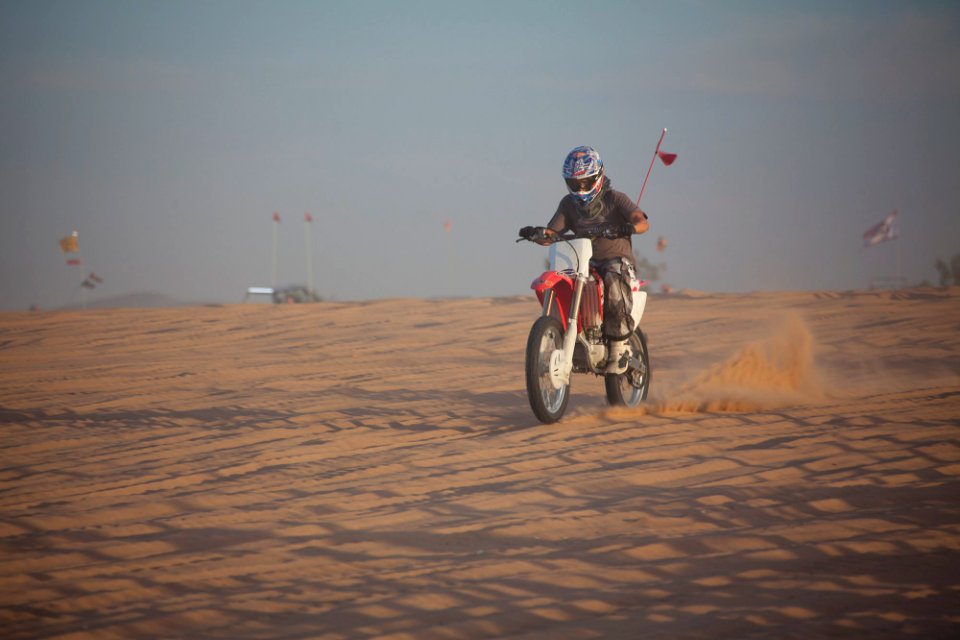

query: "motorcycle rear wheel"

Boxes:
[604, 329, 651, 407]
[525, 316, 570, 424]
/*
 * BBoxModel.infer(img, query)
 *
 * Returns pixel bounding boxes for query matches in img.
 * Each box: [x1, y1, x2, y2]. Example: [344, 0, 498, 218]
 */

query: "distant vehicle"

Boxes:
[244, 285, 321, 304]
[273, 285, 321, 304]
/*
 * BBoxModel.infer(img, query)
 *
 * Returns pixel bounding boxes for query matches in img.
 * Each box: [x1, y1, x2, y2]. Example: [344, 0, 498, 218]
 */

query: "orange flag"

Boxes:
[59, 232, 79, 253]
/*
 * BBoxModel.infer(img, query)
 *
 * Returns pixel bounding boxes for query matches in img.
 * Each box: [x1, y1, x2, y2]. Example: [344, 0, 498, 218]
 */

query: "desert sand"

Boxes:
[1, 289, 958, 639]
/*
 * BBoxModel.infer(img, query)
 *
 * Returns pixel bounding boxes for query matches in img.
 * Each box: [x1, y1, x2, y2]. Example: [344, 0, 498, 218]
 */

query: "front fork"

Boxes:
[541, 277, 586, 387]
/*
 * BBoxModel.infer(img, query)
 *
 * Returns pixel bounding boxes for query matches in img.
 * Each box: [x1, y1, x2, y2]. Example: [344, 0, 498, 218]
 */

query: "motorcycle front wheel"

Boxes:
[605, 329, 651, 407]
[525, 316, 570, 424]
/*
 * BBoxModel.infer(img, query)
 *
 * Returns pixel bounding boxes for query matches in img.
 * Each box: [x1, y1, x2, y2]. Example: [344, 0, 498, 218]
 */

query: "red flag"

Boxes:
[443, 219, 452, 233]
[272, 212, 281, 223]
[304, 212, 313, 223]
[658, 151, 677, 166]
[66, 258, 82, 266]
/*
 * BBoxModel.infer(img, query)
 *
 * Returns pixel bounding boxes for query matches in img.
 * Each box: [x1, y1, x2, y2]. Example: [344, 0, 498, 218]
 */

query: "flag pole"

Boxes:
[271, 213, 280, 288]
[896, 232, 902, 289]
[75, 247, 86, 310]
[304, 213, 314, 294]
[636, 128, 667, 207]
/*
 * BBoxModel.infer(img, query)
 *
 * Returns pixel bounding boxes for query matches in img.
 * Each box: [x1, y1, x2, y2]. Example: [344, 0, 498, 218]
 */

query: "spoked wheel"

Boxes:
[525, 316, 570, 423]
[605, 329, 651, 407]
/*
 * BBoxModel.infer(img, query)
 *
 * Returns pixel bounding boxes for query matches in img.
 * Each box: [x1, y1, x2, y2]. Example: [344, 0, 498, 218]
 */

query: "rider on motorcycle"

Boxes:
[533, 146, 650, 374]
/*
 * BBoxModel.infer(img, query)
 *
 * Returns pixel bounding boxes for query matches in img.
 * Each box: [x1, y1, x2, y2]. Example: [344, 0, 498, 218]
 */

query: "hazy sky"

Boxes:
[2, 0, 958, 310]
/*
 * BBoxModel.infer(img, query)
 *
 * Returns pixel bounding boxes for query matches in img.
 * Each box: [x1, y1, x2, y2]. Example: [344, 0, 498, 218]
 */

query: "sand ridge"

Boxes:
[1, 289, 958, 638]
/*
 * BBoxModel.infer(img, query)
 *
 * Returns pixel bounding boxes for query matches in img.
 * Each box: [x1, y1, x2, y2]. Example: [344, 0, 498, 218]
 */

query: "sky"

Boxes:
[1, 0, 959, 310]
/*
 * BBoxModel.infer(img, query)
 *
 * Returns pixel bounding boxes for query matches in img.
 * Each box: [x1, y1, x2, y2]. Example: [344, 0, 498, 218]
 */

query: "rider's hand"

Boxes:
[534, 228, 556, 245]
[600, 223, 634, 238]
[519, 226, 538, 239]
[616, 223, 635, 237]
[597, 225, 617, 239]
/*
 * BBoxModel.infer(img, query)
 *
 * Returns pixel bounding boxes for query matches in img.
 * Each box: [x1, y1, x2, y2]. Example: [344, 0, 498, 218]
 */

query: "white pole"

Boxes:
[304, 213, 314, 294]
[77, 254, 87, 309]
[271, 213, 279, 288]
[896, 232, 902, 289]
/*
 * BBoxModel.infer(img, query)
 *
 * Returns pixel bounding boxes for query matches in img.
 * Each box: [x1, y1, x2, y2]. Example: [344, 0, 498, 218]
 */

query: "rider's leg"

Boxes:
[601, 262, 635, 339]
[605, 339, 631, 374]
[601, 260, 636, 374]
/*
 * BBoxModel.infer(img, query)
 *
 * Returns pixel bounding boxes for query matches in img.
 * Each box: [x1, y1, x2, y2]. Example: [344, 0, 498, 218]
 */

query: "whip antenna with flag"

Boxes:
[58, 230, 104, 308]
[862, 209, 903, 289]
[636, 128, 677, 207]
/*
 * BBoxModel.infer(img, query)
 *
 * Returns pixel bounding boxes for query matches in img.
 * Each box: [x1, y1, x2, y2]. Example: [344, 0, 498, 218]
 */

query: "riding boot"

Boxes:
[605, 339, 631, 374]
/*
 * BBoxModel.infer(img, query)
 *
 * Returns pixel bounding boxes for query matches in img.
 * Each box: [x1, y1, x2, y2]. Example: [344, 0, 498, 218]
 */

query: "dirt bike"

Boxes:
[517, 226, 651, 423]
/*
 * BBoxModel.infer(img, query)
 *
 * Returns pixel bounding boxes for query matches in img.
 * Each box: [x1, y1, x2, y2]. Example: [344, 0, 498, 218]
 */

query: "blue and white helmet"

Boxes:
[562, 146, 604, 207]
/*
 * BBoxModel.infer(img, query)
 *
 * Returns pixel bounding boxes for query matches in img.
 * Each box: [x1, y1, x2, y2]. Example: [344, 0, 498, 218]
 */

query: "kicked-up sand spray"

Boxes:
[615, 313, 823, 416]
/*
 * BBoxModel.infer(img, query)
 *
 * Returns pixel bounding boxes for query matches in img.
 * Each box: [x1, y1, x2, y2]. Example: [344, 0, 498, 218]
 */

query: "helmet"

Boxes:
[562, 146, 604, 207]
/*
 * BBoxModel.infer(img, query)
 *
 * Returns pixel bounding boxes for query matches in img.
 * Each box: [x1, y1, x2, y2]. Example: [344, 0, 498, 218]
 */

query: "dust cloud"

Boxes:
[619, 313, 824, 417]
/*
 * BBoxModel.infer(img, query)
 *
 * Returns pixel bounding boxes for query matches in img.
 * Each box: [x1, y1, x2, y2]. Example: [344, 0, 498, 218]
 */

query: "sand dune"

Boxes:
[1, 289, 958, 639]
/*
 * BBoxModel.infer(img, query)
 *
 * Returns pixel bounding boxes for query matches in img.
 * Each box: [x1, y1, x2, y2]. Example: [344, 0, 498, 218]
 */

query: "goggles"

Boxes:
[565, 175, 600, 193]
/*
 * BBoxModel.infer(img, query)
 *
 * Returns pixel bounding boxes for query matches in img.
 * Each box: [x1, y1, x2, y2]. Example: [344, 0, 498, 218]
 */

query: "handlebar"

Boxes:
[516, 225, 629, 243]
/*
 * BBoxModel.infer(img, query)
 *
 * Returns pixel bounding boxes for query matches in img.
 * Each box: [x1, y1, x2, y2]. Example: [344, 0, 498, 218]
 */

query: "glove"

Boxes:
[519, 226, 538, 239]
[600, 223, 633, 238]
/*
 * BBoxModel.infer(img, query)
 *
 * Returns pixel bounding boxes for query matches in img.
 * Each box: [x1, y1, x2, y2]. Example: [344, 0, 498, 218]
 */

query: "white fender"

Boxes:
[631, 284, 647, 326]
